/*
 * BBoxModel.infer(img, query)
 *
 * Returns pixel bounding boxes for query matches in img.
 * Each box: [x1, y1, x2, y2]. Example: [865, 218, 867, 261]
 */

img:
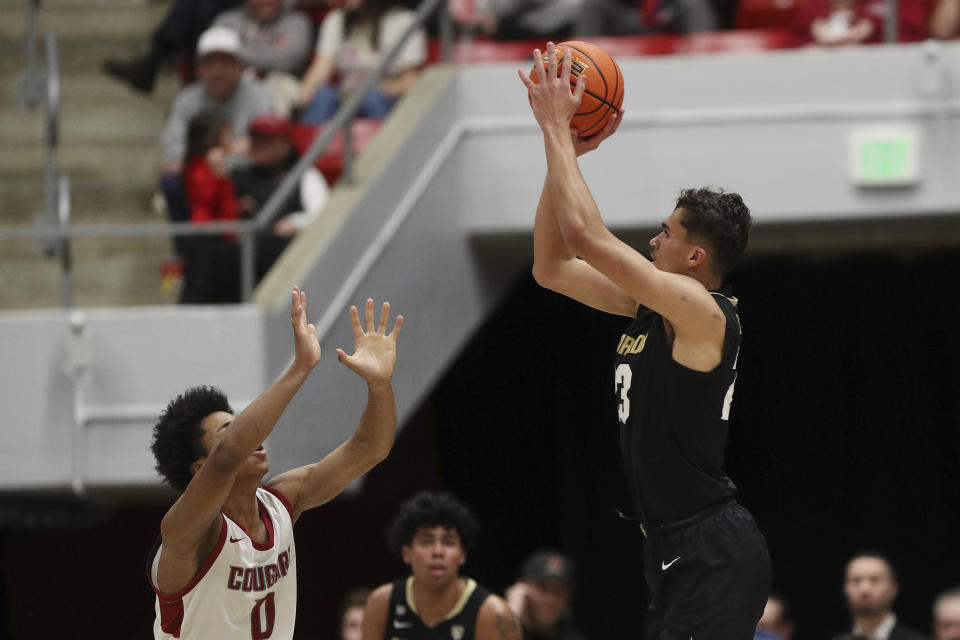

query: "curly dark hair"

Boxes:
[151, 386, 233, 492]
[386, 492, 479, 556]
[675, 187, 752, 279]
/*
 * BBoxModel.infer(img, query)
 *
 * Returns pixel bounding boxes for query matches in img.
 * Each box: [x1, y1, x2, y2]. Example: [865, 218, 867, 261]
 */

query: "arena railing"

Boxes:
[0, 0, 453, 306]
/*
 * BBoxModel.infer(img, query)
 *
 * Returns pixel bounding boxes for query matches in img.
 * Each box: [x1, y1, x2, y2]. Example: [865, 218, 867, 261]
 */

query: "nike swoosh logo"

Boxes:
[661, 556, 681, 571]
[229, 536, 244, 543]
[393, 621, 412, 629]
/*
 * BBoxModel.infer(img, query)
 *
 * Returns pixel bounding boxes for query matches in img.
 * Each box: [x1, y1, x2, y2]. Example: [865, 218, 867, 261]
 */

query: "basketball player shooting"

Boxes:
[518, 43, 771, 638]
[147, 287, 402, 639]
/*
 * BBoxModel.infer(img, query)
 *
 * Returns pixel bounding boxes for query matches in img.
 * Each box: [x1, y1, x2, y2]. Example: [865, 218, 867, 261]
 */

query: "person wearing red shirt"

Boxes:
[181, 111, 250, 303]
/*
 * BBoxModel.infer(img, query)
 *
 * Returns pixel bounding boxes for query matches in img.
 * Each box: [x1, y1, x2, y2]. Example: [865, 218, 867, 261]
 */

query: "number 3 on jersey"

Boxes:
[615, 364, 633, 423]
[617, 359, 738, 424]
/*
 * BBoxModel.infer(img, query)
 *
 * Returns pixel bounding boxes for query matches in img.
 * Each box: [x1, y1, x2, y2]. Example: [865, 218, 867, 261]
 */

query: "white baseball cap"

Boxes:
[196, 26, 241, 58]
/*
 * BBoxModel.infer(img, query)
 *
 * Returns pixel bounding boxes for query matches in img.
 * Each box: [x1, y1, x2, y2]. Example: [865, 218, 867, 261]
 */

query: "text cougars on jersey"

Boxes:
[226, 548, 291, 592]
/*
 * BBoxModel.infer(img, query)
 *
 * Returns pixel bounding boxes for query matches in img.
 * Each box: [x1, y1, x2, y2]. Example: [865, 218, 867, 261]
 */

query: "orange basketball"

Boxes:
[528, 40, 625, 139]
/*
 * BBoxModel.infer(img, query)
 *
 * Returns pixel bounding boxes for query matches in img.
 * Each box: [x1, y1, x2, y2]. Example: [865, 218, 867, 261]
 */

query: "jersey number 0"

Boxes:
[251, 592, 275, 639]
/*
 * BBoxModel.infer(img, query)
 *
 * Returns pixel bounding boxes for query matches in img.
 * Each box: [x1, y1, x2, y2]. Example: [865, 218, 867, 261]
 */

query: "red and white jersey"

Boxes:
[149, 486, 297, 640]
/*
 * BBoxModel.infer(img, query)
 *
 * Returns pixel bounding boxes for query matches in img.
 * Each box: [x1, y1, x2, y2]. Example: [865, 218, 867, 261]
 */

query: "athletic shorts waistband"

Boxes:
[640, 497, 737, 538]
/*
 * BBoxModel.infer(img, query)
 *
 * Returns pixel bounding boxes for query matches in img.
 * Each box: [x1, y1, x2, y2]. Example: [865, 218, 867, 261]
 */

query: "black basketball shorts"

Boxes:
[642, 501, 771, 640]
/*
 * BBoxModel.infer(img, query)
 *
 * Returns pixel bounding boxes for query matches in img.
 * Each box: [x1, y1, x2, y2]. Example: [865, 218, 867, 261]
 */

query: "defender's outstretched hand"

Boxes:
[517, 43, 586, 133]
[291, 286, 322, 371]
[337, 299, 402, 386]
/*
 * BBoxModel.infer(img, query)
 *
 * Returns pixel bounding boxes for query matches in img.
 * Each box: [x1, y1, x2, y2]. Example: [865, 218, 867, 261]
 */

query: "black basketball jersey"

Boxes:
[384, 576, 491, 640]
[613, 291, 741, 525]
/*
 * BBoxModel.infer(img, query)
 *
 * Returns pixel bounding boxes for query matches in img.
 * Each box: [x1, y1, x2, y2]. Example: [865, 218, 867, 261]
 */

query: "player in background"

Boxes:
[362, 492, 522, 640]
[147, 286, 402, 639]
[518, 44, 770, 638]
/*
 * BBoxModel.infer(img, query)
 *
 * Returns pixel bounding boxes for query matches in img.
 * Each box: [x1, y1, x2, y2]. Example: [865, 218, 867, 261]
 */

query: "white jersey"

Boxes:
[149, 486, 297, 639]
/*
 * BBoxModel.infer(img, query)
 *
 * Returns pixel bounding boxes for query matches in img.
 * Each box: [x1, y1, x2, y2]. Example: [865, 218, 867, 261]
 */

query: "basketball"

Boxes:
[528, 40, 625, 138]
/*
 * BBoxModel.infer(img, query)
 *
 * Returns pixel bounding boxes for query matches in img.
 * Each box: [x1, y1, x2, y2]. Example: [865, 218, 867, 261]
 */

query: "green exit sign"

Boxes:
[849, 126, 921, 187]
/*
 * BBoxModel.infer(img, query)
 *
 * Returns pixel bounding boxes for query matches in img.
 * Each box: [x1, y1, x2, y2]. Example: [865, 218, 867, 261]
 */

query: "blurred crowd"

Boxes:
[100, 0, 960, 304]
[105, 0, 428, 303]
[754, 552, 960, 640]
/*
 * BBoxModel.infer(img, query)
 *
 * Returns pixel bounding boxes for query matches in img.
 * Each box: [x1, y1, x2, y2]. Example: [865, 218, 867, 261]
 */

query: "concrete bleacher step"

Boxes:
[0, 0, 178, 310]
[0, 237, 177, 309]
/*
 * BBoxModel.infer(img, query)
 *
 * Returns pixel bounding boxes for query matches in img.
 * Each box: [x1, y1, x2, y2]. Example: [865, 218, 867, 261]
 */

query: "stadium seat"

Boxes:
[291, 118, 383, 184]
[736, 0, 806, 30]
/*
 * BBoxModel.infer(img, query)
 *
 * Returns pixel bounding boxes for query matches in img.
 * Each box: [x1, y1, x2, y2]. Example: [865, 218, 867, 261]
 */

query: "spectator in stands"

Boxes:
[831, 551, 929, 640]
[214, 0, 315, 115]
[180, 111, 247, 304]
[934, 588, 960, 640]
[755, 594, 795, 640]
[339, 589, 371, 640]
[160, 26, 274, 242]
[297, 0, 427, 124]
[231, 113, 330, 274]
[930, 0, 960, 37]
[789, 0, 935, 46]
[505, 550, 589, 640]
[575, 0, 649, 36]
[103, 0, 243, 94]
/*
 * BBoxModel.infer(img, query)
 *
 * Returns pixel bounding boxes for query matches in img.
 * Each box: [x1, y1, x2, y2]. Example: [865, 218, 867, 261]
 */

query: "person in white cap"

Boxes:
[160, 26, 275, 233]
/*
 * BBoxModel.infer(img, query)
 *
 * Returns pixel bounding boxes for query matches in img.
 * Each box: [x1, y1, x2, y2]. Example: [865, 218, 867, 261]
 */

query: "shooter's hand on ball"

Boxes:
[336, 299, 403, 388]
[571, 107, 624, 157]
[518, 43, 586, 133]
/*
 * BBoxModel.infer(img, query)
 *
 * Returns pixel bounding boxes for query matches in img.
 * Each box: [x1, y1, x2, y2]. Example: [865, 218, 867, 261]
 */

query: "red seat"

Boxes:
[736, 0, 806, 30]
[426, 29, 794, 66]
[290, 119, 383, 184]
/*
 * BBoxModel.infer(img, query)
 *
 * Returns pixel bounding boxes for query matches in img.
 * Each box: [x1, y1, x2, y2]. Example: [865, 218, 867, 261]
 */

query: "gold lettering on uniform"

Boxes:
[616, 334, 628, 353]
[616, 333, 648, 355]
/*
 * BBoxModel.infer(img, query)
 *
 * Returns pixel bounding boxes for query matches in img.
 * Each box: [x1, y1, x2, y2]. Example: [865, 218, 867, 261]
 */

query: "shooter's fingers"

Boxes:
[572, 72, 587, 102]
[532, 48, 546, 84]
[546, 42, 558, 81]
[561, 47, 572, 86]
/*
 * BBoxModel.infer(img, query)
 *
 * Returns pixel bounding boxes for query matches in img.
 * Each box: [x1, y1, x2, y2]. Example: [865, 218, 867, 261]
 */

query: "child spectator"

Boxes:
[297, 0, 427, 124]
[181, 111, 247, 303]
[159, 26, 275, 243]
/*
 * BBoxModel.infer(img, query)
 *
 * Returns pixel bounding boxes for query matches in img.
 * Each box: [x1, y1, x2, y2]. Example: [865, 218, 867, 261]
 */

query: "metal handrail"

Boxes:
[43, 30, 61, 249]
